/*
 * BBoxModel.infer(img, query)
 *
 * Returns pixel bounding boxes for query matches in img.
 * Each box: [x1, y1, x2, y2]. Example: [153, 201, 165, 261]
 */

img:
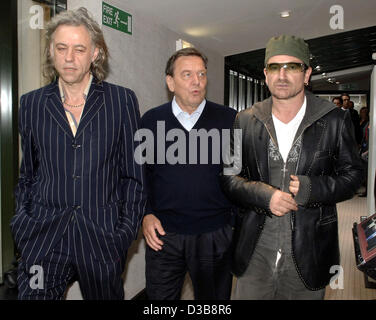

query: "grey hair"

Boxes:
[165, 47, 208, 77]
[43, 7, 109, 82]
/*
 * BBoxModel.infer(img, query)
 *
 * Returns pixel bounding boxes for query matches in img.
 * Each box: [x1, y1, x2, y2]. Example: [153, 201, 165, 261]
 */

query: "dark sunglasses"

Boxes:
[266, 62, 306, 73]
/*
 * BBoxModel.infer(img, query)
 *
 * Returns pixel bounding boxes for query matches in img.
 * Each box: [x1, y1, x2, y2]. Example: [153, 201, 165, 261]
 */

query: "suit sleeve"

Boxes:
[14, 94, 39, 214]
[117, 89, 147, 250]
[294, 110, 363, 206]
[139, 113, 154, 217]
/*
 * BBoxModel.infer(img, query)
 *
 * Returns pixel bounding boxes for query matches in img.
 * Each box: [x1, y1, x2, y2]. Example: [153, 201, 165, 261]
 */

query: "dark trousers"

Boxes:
[16, 219, 126, 300]
[145, 224, 233, 300]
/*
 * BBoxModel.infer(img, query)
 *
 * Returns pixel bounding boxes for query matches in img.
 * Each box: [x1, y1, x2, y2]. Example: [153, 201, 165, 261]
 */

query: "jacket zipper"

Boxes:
[281, 162, 287, 192]
[263, 122, 288, 193]
[263, 123, 278, 151]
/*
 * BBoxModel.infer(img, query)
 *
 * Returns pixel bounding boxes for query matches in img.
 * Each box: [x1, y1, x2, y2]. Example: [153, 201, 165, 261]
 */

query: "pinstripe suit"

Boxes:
[11, 78, 146, 299]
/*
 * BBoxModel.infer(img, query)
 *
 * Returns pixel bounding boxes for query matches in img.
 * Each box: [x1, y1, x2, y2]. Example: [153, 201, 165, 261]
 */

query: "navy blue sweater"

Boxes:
[141, 101, 237, 234]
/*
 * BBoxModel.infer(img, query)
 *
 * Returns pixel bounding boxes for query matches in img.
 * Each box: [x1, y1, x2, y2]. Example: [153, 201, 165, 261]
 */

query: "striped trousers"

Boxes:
[16, 217, 126, 300]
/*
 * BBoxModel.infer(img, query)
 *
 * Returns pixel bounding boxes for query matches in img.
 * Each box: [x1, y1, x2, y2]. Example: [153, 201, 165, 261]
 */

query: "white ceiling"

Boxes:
[124, 0, 376, 56]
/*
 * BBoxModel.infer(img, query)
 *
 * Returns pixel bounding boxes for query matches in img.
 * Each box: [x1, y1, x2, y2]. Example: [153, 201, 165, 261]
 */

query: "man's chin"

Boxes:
[60, 75, 77, 84]
[272, 93, 294, 100]
[59, 74, 85, 86]
[189, 97, 205, 106]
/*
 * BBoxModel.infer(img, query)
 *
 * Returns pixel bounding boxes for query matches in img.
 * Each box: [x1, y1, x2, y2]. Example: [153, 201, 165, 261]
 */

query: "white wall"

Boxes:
[18, 0, 43, 97]
[66, 0, 225, 300]
[69, 0, 225, 115]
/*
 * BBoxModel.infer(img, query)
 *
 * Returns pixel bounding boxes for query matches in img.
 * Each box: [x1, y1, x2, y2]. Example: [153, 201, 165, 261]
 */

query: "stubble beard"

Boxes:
[270, 81, 304, 100]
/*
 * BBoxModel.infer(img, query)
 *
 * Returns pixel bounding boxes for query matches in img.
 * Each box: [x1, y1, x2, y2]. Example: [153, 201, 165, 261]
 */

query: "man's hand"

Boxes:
[289, 175, 300, 196]
[142, 214, 166, 251]
[269, 189, 298, 216]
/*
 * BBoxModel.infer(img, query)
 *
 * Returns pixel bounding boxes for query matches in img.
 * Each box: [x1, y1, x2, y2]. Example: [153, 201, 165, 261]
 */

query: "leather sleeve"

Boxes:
[220, 114, 276, 212]
[295, 110, 363, 206]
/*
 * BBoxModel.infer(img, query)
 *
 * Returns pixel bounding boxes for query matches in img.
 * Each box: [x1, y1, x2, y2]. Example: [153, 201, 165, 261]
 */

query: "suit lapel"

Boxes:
[45, 81, 74, 138]
[75, 79, 105, 138]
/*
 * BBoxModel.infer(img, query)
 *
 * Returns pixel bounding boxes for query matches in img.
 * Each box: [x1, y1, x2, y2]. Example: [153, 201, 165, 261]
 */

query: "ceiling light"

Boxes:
[280, 10, 291, 18]
[176, 39, 193, 51]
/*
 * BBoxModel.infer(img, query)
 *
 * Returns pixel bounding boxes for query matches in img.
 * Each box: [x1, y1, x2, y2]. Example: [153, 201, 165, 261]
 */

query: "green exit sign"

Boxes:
[102, 2, 132, 35]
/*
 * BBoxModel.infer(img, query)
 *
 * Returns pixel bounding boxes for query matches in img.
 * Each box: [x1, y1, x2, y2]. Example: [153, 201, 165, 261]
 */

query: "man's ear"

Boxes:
[304, 66, 312, 84]
[263, 68, 268, 86]
[166, 75, 175, 92]
[49, 43, 54, 58]
[92, 47, 99, 63]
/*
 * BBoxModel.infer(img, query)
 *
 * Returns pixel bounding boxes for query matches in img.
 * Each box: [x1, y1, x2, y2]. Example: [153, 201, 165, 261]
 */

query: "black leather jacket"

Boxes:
[220, 91, 363, 290]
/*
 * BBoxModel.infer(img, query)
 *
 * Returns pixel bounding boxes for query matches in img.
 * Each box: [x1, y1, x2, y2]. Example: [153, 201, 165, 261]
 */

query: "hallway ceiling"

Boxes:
[124, 0, 376, 91]
[125, 0, 376, 56]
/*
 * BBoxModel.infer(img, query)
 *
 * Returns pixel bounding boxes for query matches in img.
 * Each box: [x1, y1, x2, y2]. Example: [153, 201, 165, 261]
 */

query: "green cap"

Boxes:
[264, 35, 310, 66]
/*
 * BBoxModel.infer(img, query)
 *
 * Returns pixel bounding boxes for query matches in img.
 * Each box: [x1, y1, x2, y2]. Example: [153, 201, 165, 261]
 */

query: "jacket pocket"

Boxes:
[319, 206, 337, 226]
[314, 150, 331, 160]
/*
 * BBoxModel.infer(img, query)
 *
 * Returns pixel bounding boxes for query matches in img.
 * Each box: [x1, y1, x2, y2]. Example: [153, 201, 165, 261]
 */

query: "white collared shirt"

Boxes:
[272, 96, 306, 163]
[172, 96, 206, 131]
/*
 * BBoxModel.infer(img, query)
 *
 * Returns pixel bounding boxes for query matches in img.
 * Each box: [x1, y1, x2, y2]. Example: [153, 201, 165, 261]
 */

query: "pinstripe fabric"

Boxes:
[11, 78, 146, 297]
[17, 217, 126, 300]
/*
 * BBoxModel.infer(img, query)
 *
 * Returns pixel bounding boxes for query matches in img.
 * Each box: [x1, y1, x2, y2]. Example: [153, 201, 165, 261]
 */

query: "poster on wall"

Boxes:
[102, 1, 132, 35]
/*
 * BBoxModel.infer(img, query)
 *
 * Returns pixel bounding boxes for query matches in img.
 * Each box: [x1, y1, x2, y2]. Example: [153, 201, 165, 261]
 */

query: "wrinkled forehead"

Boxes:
[52, 24, 93, 45]
[173, 55, 207, 73]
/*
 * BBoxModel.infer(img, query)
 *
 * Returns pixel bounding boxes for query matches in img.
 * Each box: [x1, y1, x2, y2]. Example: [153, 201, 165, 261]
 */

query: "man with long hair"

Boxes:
[11, 8, 146, 300]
